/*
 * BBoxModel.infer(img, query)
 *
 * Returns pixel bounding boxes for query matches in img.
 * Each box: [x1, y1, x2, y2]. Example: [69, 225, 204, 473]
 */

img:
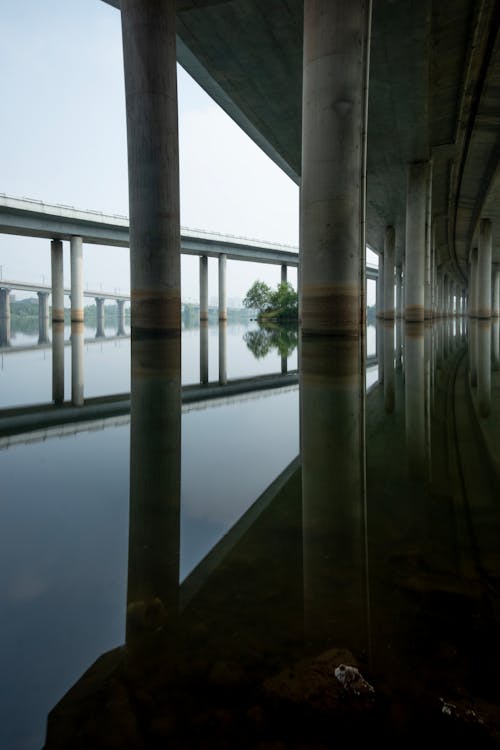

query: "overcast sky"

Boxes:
[0, 0, 376, 305]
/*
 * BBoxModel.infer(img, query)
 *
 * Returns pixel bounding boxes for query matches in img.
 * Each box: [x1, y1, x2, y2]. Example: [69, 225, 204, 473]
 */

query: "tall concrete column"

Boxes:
[51, 239, 64, 323]
[377, 254, 384, 318]
[395, 265, 402, 318]
[218, 254, 227, 321]
[376, 319, 384, 383]
[0, 288, 11, 347]
[38, 291, 50, 343]
[199, 255, 208, 321]
[383, 226, 395, 319]
[70, 236, 84, 323]
[121, 0, 181, 647]
[301, 0, 371, 335]
[117, 299, 126, 335]
[424, 162, 433, 319]
[404, 162, 429, 322]
[200, 320, 209, 384]
[71, 323, 84, 406]
[477, 321, 491, 417]
[469, 247, 478, 317]
[437, 270, 444, 317]
[492, 264, 500, 318]
[492, 319, 500, 371]
[281, 264, 287, 284]
[218, 321, 227, 385]
[52, 322, 64, 404]
[477, 219, 492, 318]
[95, 297, 105, 338]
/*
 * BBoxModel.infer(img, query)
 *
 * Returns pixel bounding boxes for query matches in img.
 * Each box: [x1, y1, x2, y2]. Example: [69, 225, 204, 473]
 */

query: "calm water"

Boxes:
[2, 317, 499, 748]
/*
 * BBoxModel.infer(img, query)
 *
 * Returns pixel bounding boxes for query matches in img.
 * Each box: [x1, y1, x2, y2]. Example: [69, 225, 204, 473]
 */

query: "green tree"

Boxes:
[243, 280, 272, 314]
[268, 281, 298, 319]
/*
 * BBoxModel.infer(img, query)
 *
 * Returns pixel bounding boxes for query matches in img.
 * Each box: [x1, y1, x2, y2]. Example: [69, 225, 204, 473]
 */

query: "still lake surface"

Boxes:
[2, 317, 500, 748]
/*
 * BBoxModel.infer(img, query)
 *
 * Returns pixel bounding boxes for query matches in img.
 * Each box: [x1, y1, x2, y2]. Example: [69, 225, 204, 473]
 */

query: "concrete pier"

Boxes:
[477, 219, 492, 318]
[218, 254, 227, 321]
[117, 299, 126, 335]
[70, 236, 83, 323]
[377, 254, 384, 318]
[51, 239, 64, 323]
[395, 265, 402, 318]
[469, 247, 478, 317]
[38, 291, 50, 343]
[0, 288, 11, 347]
[200, 320, 209, 384]
[383, 226, 395, 319]
[405, 162, 429, 322]
[52, 321, 64, 404]
[281, 264, 287, 284]
[199, 255, 208, 321]
[95, 297, 105, 338]
[300, 0, 371, 335]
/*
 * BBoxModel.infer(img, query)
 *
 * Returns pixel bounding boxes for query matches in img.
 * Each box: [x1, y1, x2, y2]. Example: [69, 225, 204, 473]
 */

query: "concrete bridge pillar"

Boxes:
[218, 254, 227, 321]
[218, 320, 227, 384]
[383, 226, 395, 319]
[199, 255, 208, 321]
[71, 323, 84, 406]
[117, 299, 126, 335]
[281, 264, 287, 284]
[477, 219, 492, 318]
[0, 288, 11, 347]
[492, 319, 500, 371]
[492, 264, 500, 318]
[395, 265, 402, 318]
[95, 297, 105, 338]
[405, 161, 429, 322]
[38, 291, 50, 343]
[300, 0, 370, 335]
[51, 239, 64, 323]
[200, 320, 209, 384]
[469, 247, 478, 317]
[52, 322, 64, 404]
[437, 270, 444, 317]
[70, 236, 83, 323]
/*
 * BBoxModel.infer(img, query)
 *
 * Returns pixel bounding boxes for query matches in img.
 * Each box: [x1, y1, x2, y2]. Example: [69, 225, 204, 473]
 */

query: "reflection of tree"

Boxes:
[244, 324, 298, 360]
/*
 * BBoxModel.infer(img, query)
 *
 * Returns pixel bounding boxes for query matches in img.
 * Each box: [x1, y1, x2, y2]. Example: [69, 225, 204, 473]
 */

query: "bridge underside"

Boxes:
[104, 0, 500, 287]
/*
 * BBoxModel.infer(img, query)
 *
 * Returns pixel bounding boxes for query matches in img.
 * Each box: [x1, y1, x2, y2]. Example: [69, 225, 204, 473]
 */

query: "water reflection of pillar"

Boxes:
[405, 323, 426, 479]
[424, 323, 432, 479]
[469, 247, 478, 318]
[0, 288, 11, 347]
[376, 320, 384, 383]
[469, 318, 478, 388]
[218, 320, 227, 385]
[199, 320, 209, 384]
[117, 299, 126, 336]
[492, 319, 500, 372]
[281, 354, 288, 375]
[395, 318, 403, 368]
[301, 336, 367, 650]
[383, 322, 395, 413]
[395, 264, 402, 318]
[71, 322, 84, 406]
[38, 291, 50, 343]
[52, 322, 65, 404]
[492, 265, 500, 318]
[95, 297, 105, 338]
[477, 320, 491, 418]
[127, 336, 181, 650]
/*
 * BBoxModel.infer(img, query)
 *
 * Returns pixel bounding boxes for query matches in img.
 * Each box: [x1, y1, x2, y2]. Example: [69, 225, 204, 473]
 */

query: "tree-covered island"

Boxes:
[243, 280, 298, 322]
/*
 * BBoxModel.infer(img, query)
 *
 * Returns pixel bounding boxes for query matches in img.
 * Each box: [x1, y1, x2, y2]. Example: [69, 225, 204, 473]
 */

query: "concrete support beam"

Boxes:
[300, 0, 371, 335]
[121, 0, 181, 337]
[199, 255, 208, 321]
[117, 299, 126, 335]
[95, 297, 105, 338]
[218, 254, 227, 321]
[38, 291, 50, 343]
[477, 219, 492, 318]
[70, 236, 83, 323]
[404, 162, 429, 322]
[51, 239, 64, 323]
[492, 265, 500, 318]
[281, 264, 287, 284]
[383, 226, 395, 319]
[377, 254, 384, 318]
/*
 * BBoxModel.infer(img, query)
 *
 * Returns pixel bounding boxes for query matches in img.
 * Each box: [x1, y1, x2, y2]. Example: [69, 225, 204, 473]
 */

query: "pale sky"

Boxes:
[0, 0, 376, 305]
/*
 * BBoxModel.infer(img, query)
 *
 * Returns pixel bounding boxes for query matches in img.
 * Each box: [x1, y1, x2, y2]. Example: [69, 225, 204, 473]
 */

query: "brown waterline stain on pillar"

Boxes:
[218, 313, 227, 321]
[404, 321, 425, 339]
[71, 310, 84, 323]
[476, 308, 492, 319]
[383, 311, 395, 320]
[70, 321, 84, 335]
[131, 289, 181, 330]
[404, 305, 425, 323]
[301, 284, 363, 335]
[51, 309, 65, 323]
[301, 336, 362, 387]
[200, 313, 209, 321]
[52, 321, 64, 334]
